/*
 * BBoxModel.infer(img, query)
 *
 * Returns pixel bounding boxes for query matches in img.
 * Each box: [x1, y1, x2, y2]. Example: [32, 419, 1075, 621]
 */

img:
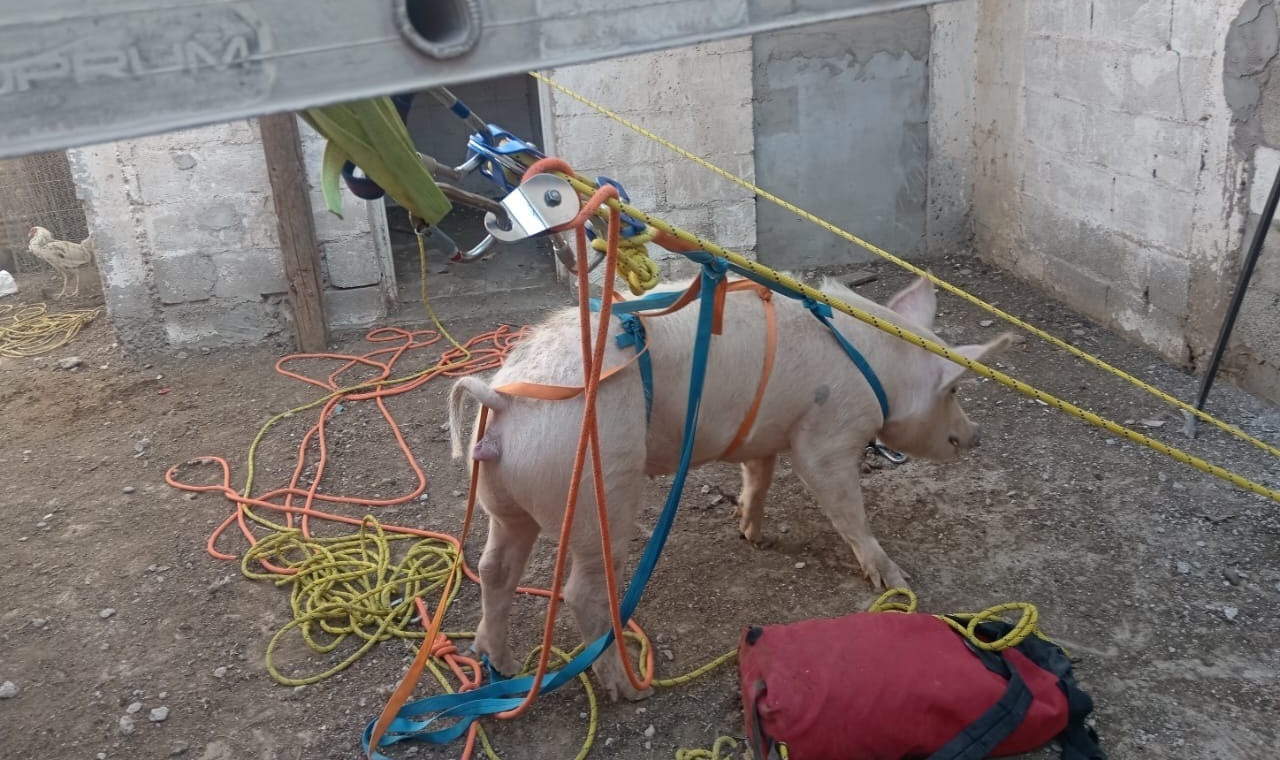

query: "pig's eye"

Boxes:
[949, 386, 957, 395]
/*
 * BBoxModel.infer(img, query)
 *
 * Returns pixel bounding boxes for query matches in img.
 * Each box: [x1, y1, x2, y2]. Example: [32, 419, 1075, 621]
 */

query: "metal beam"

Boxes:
[0, 0, 951, 159]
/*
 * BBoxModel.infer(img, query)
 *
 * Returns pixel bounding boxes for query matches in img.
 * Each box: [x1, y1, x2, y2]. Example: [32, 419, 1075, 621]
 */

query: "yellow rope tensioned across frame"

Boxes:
[530, 71, 1280, 464]
[514, 146, 1280, 503]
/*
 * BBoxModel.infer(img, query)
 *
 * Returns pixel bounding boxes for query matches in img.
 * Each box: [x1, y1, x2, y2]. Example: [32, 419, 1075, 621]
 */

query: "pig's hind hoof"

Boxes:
[737, 530, 775, 549]
[606, 681, 654, 703]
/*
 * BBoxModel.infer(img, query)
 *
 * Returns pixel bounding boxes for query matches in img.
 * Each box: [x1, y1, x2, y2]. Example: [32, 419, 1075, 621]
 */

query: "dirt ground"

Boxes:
[2, 251, 1279, 760]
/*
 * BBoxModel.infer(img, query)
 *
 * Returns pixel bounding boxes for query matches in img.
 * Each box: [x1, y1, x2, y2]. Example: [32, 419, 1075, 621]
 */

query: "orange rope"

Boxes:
[169, 157, 729, 758]
[166, 324, 523, 759]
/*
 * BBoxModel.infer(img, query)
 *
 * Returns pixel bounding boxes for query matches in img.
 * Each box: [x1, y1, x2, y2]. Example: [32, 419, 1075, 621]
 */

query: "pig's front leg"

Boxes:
[790, 433, 909, 590]
[735, 455, 776, 544]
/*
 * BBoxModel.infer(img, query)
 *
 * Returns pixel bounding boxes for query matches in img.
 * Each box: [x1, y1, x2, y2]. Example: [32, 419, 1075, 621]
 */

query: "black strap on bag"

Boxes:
[976, 622, 1106, 760]
[929, 641, 1033, 760]
[930, 619, 1107, 760]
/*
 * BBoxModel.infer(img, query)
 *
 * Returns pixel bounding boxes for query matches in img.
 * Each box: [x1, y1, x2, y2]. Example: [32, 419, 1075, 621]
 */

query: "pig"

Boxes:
[447, 273, 1012, 701]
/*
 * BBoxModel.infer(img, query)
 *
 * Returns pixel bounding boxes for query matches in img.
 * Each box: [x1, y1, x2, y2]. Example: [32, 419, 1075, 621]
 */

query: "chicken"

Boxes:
[27, 226, 96, 299]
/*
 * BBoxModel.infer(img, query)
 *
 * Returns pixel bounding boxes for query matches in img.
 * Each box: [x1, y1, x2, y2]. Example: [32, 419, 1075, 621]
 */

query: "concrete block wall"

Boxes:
[537, 36, 757, 285]
[753, 9, 932, 269]
[1223, 1, 1280, 401]
[69, 118, 393, 351]
[957, 0, 1249, 368]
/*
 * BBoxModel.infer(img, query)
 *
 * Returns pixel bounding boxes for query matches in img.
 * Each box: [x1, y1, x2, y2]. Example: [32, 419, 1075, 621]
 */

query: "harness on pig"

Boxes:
[364, 160, 892, 757]
[591, 260, 890, 428]
[590, 277, 778, 456]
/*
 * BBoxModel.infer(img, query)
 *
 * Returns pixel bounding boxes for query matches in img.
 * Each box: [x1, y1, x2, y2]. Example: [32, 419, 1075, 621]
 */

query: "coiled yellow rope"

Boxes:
[590, 222, 661, 294]
[869, 588, 1052, 652]
[0, 303, 101, 358]
[243, 517, 463, 686]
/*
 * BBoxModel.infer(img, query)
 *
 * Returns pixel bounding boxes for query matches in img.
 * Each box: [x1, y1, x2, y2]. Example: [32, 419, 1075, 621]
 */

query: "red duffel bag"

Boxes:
[737, 592, 1105, 760]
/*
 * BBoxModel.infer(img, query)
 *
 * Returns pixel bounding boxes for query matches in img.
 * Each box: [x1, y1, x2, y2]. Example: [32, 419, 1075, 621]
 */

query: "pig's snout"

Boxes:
[949, 426, 980, 451]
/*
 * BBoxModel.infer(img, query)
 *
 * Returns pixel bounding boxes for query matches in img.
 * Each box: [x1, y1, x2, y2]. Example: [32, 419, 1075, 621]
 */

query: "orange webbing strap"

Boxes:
[494, 278, 771, 403]
[719, 286, 776, 459]
[366, 406, 488, 757]
[494, 348, 647, 400]
[497, 157, 652, 715]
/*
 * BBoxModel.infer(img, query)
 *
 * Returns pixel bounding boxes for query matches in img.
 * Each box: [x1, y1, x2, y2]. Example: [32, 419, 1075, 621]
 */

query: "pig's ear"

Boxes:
[938, 332, 1014, 389]
[887, 276, 936, 330]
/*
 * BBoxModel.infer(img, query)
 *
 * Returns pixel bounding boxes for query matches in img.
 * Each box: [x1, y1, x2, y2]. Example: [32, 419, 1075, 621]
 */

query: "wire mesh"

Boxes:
[0, 151, 89, 273]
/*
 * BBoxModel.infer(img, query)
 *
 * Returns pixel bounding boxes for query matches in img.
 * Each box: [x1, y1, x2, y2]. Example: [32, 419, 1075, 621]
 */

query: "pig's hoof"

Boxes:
[472, 640, 519, 677]
[870, 561, 910, 591]
[605, 681, 653, 703]
[594, 658, 653, 703]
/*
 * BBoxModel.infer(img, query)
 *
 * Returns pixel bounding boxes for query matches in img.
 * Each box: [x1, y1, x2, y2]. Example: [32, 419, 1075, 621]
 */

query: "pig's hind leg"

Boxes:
[561, 464, 653, 703]
[473, 503, 540, 677]
[790, 430, 909, 590]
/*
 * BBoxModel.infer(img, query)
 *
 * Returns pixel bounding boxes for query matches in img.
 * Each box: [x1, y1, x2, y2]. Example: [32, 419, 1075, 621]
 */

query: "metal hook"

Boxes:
[868, 440, 909, 465]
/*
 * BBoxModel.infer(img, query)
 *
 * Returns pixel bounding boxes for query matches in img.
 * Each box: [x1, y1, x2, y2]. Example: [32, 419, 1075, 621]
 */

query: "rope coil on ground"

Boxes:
[167, 233, 742, 760]
[0, 302, 101, 357]
[869, 588, 1051, 652]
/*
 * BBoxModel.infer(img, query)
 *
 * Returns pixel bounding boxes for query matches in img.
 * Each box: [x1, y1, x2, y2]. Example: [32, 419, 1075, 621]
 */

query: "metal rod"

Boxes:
[1184, 164, 1280, 437]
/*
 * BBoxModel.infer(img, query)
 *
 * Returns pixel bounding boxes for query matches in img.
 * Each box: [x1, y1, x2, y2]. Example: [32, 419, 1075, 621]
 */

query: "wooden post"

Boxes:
[259, 112, 329, 352]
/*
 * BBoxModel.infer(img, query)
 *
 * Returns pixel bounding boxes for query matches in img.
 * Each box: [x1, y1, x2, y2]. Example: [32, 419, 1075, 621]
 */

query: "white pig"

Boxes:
[448, 274, 1012, 701]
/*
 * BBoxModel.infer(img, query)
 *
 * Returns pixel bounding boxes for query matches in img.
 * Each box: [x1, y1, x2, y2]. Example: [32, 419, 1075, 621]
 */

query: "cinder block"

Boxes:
[1023, 91, 1088, 155]
[1021, 145, 1116, 227]
[152, 253, 216, 304]
[1122, 50, 1186, 120]
[1107, 288, 1187, 362]
[1141, 249, 1191, 316]
[1025, 0, 1092, 38]
[1234, 290, 1280, 373]
[137, 141, 270, 206]
[324, 285, 388, 328]
[1247, 216, 1280, 293]
[1053, 44, 1128, 111]
[164, 300, 284, 346]
[1089, 0, 1173, 50]
[1172, 0, 1223, 57]
[1087, 111, 1204, 187]
[665, 159, 728, 211]
[1250, 145, 1280, 215]
[1110, 177, 1195, 252]
[1022, 38, 1060, 90]
[581, 163, 664, 214]
[149, 200, 252, 258]
[711, 198, 758, 253]
[323, 241, 383, 289]
[212, 248, 287, 298]
[554, 114, 671, 170]
[310, 193, 375, 244]
[1042, 256, 1110, 319]
[642, 44, 753, 113]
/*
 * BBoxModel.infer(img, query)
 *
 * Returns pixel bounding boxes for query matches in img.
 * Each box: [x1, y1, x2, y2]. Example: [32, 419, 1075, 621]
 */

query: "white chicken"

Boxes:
[26, 226, 96, 299]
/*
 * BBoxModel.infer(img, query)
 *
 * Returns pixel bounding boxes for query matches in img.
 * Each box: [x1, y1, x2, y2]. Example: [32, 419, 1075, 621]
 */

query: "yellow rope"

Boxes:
[870, 588, 1054, 652]
[242, 517, 464, 686]
[0, 303, 101, 358]
[527, 163, 1280, 503]
[591, 223, 661, 294]
[530, 71, 1280, 462]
